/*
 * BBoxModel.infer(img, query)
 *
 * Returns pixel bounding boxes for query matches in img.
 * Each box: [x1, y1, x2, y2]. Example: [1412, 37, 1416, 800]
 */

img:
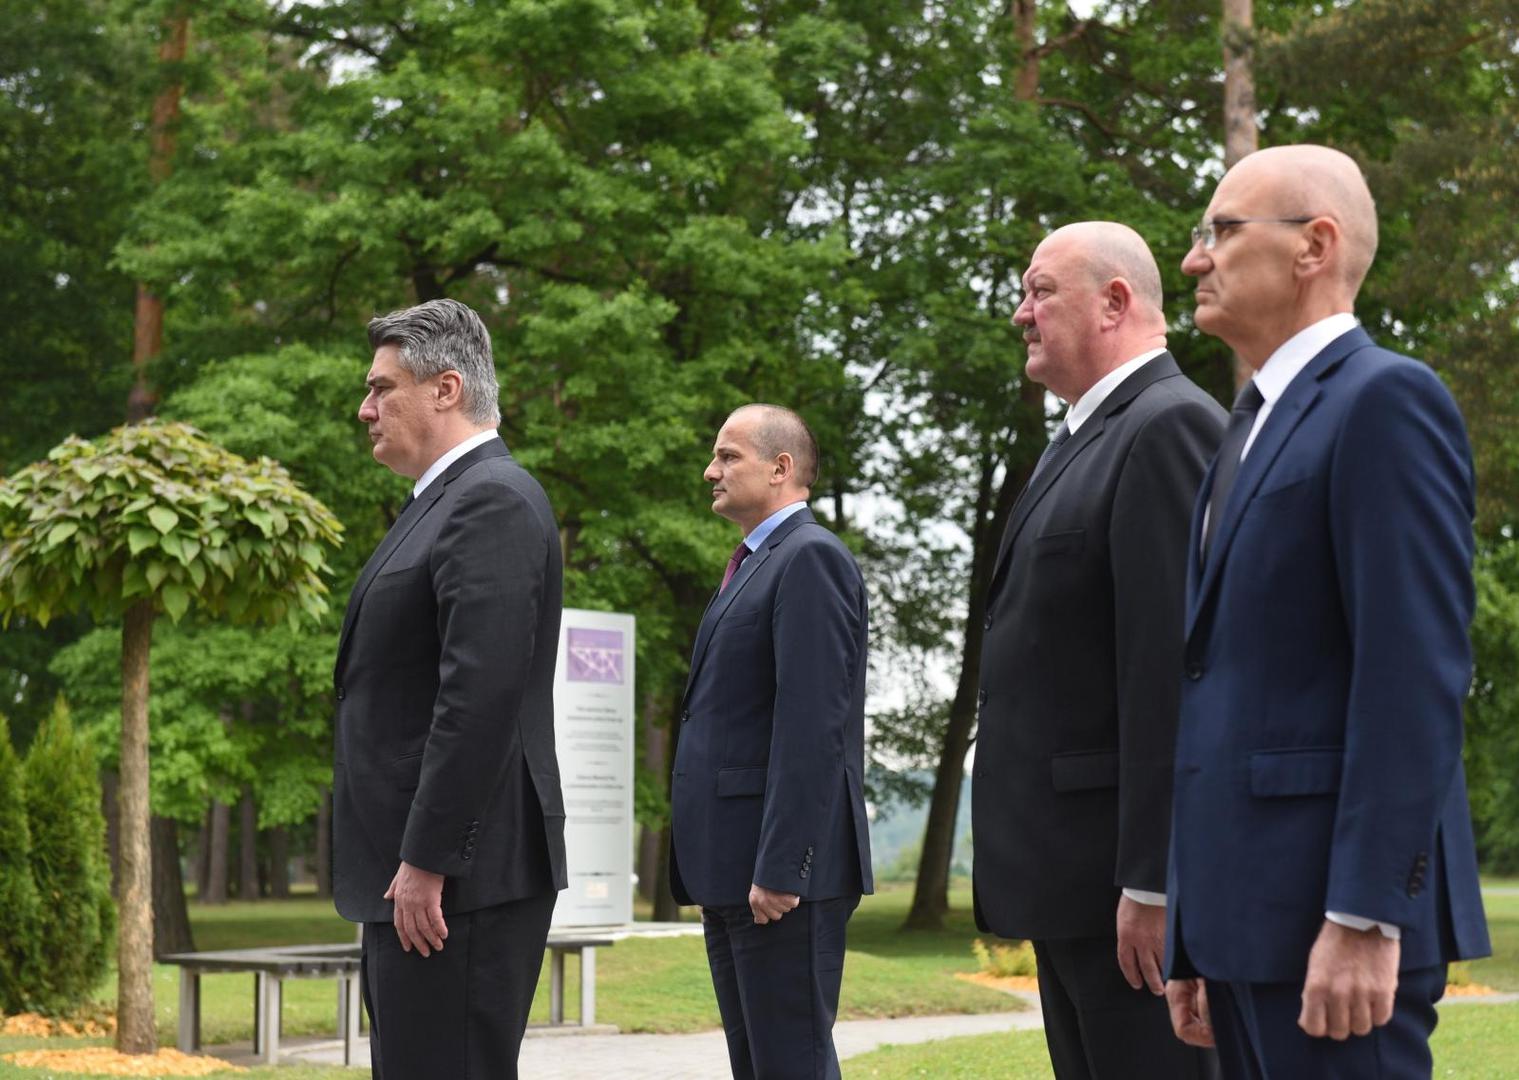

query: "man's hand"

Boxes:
[1166, 978, 1215, 1047]
[749, 884, 801, 925]
[1298, 919, 1400, 1040]
[383, 861, 448, 957]
[1116, 895, 1166, 995]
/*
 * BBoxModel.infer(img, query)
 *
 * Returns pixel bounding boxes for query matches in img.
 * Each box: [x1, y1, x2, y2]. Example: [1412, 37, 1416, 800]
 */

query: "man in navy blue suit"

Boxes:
[670, 404, 873, 1079]
[1164, 144, 1491, 1078]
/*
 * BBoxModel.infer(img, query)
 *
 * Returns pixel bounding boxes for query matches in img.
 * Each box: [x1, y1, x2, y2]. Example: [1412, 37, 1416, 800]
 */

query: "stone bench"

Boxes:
[161, 931, 615, 1066]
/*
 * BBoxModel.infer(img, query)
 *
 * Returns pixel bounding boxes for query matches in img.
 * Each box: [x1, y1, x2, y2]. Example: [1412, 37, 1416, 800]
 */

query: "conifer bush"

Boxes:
[0, 713, 42, 1013]
[21, 699, 113, 1012]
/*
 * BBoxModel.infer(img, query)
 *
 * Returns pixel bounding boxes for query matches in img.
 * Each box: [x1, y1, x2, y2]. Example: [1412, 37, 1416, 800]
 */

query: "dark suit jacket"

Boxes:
[973, 353, 1226, 940]
[670, 509, 873, 907]
[332, 438, 567, 924]
[1166, 327, 1491, 983]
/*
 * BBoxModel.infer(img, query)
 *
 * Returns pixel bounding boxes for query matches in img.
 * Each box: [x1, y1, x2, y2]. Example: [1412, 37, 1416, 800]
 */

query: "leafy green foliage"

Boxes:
[0, 420, 343, 629]
[18, 699, 113, 1013]
[0, 714, 42, 1013]
[1468, 541, 1519, 873]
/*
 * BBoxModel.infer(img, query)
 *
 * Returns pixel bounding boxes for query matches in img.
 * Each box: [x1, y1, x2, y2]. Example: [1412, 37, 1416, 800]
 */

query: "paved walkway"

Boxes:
[212, 989, 1517, 1076]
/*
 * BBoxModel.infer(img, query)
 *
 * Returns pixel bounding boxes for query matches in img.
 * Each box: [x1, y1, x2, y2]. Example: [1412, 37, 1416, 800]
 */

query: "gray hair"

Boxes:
[366, 298, 501, 426]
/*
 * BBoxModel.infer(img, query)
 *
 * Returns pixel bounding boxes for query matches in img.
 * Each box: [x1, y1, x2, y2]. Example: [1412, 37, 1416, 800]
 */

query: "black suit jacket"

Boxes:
[972, 354, 1225, 940]
[670, 509, 874, 907]
[332, 438, 567, 924]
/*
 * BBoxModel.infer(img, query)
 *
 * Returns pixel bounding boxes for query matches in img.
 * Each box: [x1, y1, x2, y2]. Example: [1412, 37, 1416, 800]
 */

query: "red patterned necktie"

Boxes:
[720, 541, 752, 592]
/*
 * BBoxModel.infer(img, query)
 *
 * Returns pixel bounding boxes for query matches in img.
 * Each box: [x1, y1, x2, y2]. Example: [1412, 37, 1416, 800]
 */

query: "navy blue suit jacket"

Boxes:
[670, 509, 873, 907]
[1166, 327, 1491, 983]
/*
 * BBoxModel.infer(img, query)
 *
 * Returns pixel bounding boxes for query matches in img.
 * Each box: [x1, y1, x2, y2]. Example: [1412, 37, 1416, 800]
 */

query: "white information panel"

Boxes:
[551, 608, 635, 927]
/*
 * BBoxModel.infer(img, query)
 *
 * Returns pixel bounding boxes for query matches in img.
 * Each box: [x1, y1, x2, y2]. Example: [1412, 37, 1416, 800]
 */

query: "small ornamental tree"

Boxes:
[22, 697, 114, 1014]
[0, 420, 342, 1053]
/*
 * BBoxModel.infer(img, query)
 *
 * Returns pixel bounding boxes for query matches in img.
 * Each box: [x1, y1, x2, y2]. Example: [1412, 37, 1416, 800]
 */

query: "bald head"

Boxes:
[728, 404, 819, 489]
[1042, 221, 1166, 317]
[1226, 145, 1378, 293]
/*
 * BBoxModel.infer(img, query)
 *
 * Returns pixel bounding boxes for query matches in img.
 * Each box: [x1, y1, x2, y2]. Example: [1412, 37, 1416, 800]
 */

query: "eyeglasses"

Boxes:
[1190, 217, 1315, 251]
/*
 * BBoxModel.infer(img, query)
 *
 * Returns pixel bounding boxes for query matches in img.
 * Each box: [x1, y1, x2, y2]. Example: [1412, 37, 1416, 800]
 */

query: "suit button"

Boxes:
[806, 846, 814, 856]
[984, 614, 993, 631]
[335, 686, 346, 701]
[799, 868, 809, 879]
[977, 690, 987, 708]
[681, 710, 691, 723]
[1185, 662, 1203, 681]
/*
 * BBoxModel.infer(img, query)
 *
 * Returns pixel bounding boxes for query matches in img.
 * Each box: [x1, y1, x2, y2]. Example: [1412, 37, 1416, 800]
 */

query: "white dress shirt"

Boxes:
[743, 501, 808, 551]
[413, 429, 501, 498]
[1064, 349, 1168, 435]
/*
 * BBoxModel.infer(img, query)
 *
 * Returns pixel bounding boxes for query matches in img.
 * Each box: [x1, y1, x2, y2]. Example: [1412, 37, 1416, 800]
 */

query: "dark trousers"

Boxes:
[1033, 936, 1220, 1080]
[1207, 966, 1446, 1080]
[360, 891, 556, 1080]
[701, 895, 860, 1080]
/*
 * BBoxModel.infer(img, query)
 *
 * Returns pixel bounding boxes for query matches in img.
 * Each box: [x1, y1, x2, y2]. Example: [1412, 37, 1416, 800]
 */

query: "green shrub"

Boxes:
[971, 937, 1037, 978]
[0, 712, 42, 1012]
[20, 699, 114, 1013]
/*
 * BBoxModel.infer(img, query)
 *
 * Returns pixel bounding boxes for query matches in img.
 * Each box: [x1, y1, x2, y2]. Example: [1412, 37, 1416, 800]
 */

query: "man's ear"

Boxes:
[434, 370, 465, 410]
[1295, 218, 1340, 282]
[1102, 278, 1133, 329]
[771, 451, 794, 486]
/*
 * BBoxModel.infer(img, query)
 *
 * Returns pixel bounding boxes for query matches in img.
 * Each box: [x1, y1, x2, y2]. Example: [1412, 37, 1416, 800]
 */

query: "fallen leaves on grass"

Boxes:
[2, 1011, 117, 1038]
[1, 1047, 246, 1076]
[956, 971, 1041, 993]
[1445, 982, 1498, 997]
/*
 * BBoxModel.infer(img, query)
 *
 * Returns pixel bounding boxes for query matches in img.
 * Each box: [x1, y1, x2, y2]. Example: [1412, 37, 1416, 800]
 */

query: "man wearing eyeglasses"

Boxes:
[1163, 144, 1491, 1079]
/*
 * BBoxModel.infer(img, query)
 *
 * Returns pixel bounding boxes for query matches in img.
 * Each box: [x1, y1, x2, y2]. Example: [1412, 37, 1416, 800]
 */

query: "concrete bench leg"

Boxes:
[176, 969, 201, 1052]
[549, 947, 566, 1025]
[339, 972, 362, 1065]
[580, 947, 596, 1027]
[256, 974, 282, 1065]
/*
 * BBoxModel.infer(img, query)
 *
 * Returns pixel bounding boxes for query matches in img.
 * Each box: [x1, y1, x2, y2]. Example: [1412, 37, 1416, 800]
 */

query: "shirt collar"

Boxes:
[1251, 312, 1359, 407]
[744, 500, 808, 552]
[414, 429, 501, 497]
[1064, 348, 1167, 435]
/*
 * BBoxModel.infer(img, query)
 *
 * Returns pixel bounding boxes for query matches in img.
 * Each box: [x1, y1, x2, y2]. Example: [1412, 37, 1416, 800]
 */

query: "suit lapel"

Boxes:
[990, 354, 1182, 597]
[682, 508, 814, 702]
[335, 438, 509, 671]
[1186, 329, 1367, 637]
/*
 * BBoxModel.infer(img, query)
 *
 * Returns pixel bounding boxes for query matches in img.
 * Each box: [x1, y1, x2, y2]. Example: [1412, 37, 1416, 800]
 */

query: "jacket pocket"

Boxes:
[1034, 528, 1085, 556]
[1250, 747, 1344, 797]
[1050, 749, 1119, 792]
[716, 765, 768, 797]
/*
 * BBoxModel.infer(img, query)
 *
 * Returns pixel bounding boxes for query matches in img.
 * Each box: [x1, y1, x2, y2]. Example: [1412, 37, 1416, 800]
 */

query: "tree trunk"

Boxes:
[194, 805, 212, 897]
[238, 790, 259, 901]
[203, 800, 230, 904]
[315, 786, 332, 898]
[1222, 0, 1258, 391]
[102, 768, 121, 897]
[116, 600, 156, 1053]
[636, 690, 668, 904]
[127, 13, 189, 424]
[151, 815, 195, 957]
[268, 826, 290, 899]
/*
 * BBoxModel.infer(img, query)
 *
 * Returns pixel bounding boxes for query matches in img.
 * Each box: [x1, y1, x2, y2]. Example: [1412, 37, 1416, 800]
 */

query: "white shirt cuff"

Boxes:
[1122, 888, 1167, 907]
[1325, 910, 1401, 940]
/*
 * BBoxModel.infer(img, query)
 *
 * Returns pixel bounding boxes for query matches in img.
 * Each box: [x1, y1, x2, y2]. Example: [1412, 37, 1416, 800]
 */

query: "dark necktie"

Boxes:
[719, 541, 752, 592]
[1026, 422, 1072, 489]
[1203, 381, 1266, 560]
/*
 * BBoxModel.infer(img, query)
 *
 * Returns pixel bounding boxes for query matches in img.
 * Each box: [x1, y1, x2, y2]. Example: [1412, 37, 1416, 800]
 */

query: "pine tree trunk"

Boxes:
[238, 791, 259, 901]
[268, 827, 290, 899]
[194, 806, 211, 897]
[204, 800, 230, 905]
[151, 815, 195, 956]
[1222, 0, 1258, 391]
[315, 786, 332, 898]
[636, 691, 668, 904]
[116, 601, 156, 1053]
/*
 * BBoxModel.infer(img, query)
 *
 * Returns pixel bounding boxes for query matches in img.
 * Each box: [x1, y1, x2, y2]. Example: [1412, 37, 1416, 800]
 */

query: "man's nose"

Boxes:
[1012, 298, 1033, 326]
[704, 461, 721, 482]
[1180, 245, 1209, 277]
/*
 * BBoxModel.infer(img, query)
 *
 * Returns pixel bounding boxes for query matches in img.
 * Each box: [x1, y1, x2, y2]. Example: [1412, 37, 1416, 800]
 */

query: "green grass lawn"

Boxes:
[843, 1002, 1519, 1078]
